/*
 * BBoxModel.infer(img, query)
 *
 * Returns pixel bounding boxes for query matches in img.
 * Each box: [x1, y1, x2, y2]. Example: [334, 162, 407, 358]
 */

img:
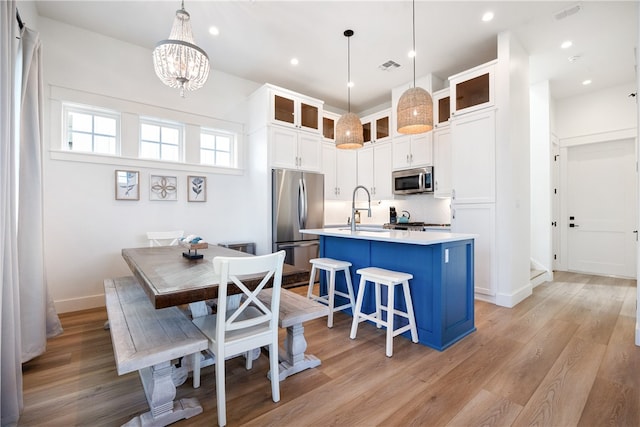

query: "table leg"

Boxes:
[124, 361, 202, 427]
[269, 323, 321, 381]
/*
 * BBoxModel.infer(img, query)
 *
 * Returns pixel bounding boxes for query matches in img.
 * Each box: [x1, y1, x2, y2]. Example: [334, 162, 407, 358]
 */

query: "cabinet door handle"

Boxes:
[452, 189, 456, 200]
[406, 154, 410, 163]
[435, 181, 438, 190]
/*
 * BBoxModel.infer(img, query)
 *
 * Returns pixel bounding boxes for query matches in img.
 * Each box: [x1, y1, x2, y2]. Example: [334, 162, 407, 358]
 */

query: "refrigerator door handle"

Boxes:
[298, 177, 307, 229]
[276, 242, 319, 249]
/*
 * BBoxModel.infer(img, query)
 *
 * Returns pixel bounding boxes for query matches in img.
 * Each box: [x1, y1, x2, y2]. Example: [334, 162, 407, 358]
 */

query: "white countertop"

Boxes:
[301, 228, 476, 246]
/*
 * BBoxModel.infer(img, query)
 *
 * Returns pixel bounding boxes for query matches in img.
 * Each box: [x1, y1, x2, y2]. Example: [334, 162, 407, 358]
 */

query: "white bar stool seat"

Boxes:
[307, 258, 356, 328]
[350, 267, 419, 357]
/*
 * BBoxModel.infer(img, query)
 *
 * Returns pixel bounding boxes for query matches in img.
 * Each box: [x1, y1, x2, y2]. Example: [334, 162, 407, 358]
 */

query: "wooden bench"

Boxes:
[257, 288, 328, 381]
[104, 276, 209, 427]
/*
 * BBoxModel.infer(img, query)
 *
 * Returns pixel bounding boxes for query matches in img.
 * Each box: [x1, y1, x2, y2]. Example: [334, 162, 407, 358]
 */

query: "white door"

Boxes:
[566, 139, 637, 277]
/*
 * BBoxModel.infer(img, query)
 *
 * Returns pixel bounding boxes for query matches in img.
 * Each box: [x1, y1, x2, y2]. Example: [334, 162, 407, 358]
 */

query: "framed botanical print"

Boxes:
[150, 175, 178, 201]
[115, 170, 139, 200]
[188, 176, 206, 202]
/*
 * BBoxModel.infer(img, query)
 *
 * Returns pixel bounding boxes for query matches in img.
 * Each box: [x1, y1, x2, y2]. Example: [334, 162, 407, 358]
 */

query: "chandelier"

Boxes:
[335, 29, 364, 150]
[153, 1, 210, 97]
[396, 0, 433, 134]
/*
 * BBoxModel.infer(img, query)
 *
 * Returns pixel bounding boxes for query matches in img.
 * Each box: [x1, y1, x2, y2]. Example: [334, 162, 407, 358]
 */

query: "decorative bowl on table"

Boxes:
[179, 237, 208, 260]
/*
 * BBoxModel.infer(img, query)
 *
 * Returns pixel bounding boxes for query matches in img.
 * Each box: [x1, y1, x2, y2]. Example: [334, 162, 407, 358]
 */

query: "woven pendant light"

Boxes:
[336, 30, 363, 149]
[397, 0, 433, 134]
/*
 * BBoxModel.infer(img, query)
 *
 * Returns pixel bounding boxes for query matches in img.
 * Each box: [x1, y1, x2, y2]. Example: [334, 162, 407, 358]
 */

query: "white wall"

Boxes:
[556, 82, 637, 140]
[36, 17, 263, 312]
[495, 31, 531, 306]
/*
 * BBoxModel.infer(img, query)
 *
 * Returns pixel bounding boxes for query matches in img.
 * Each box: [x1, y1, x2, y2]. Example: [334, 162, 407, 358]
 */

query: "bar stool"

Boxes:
[307, 258, 356, 328]
[350, 267, 418, 357]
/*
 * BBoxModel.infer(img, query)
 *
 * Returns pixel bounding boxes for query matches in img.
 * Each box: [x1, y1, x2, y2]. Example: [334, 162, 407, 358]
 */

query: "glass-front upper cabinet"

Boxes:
[270, 87, 323, 133]
[322, 111, 340, 141]
[433, 88, 450, 128]
[361, 109, 391, 144]
[449, 60, 496, 117]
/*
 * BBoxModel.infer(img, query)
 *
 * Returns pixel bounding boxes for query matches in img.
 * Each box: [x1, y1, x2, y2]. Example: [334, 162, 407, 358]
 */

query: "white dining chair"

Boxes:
[146, 230, 184, 247]
[191, 250, 286, 427]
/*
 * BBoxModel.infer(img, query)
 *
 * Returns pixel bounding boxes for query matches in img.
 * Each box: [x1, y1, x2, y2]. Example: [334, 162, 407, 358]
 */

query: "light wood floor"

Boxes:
[19, 271, 640, 426]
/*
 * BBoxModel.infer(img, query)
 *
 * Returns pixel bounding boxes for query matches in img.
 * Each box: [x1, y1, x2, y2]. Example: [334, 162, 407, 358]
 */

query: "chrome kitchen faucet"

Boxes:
[351, 185, 372, 232]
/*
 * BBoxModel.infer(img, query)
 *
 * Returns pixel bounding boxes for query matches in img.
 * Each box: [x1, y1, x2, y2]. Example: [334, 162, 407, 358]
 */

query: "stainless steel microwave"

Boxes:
[392, 167, 434, 195]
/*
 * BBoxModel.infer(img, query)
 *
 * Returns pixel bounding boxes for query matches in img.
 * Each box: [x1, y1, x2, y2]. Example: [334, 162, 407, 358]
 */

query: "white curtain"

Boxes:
[1, 1, 23, 425]
[1, 3, 63, 424]
[18, 21, 63, 363]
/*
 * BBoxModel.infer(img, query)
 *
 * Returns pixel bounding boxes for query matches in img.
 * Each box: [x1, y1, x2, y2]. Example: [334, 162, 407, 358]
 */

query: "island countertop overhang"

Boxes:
[301, 228, 477, 245]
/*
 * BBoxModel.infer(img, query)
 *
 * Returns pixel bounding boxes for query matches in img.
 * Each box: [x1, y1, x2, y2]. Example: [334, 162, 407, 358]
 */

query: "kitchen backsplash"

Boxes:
[324, 196, 451, 225]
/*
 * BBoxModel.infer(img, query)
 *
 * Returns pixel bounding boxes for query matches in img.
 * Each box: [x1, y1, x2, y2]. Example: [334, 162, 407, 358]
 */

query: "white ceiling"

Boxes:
[32, 0, 638, 113]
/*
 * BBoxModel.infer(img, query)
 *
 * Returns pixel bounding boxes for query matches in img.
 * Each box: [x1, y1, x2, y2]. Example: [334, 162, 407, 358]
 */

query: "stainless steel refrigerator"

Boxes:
[272, 169, 324, 273]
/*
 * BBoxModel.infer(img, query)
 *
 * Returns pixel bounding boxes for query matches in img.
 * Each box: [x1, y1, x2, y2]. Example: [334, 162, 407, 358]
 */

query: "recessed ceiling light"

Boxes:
[482, 11, 494, 22]
[561, 40, 573, 49]
[208, 26, 220, 36]
[408, 50, 416, 58]
[290, 58, 299, 66]
[582, 79, 592, 85]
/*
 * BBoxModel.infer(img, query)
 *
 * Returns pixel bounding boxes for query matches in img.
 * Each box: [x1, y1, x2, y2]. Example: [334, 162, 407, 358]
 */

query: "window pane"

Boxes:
[162, 127, 179, 144]
[162, 144, 179, 161]
[71, 132, 92, 152]
[94, 135, 114, 154]
[140, 141, 160, 159]
[217, 152, 230, 166]
[217, 136, 230, 151]
[70, 112, 92, 132]
[201, 133, 215, 149]
[141, 123, 160, 142]
[94, 116, 116, 136]
[201, 150, 215, 165]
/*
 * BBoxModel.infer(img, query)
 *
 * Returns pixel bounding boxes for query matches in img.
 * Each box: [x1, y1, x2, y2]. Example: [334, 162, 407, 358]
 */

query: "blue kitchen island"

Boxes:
[301, 228, 476, 351]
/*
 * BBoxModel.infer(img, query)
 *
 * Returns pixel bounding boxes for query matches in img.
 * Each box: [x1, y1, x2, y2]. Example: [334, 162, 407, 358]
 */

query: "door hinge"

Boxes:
[552, 221, 557, 227]
[554, 254, 557, 260]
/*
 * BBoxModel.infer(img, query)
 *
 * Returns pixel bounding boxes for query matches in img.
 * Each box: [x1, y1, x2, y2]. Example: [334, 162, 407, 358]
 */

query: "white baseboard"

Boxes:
[495, 282, 532, 308]
[55, 294, 105, 314]
[531, 270, 553, 287]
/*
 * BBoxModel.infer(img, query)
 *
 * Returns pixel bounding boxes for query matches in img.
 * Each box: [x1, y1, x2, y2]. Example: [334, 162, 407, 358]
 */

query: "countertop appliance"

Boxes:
[392, 167, 433, 195]
[272, 169, 324, 275]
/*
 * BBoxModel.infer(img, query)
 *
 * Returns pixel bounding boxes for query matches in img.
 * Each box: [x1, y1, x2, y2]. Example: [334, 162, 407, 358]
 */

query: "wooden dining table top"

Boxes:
[121, 245, 309, 309]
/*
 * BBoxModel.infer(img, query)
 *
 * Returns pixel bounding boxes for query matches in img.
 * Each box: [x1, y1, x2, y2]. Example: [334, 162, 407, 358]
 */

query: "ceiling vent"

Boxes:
[379, 60, 401, 71]
[553, 4, 582, 20]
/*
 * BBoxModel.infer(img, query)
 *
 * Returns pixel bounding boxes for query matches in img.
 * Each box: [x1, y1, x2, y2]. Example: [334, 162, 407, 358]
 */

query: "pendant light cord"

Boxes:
[347, 33, 351, 113]
[412, 0, 416, 88]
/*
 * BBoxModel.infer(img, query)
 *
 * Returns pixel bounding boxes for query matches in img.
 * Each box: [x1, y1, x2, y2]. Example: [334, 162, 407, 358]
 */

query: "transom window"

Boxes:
[200, 128, 235, 167]
[139, 118, 183, 162]
[63, 104, 119, 154]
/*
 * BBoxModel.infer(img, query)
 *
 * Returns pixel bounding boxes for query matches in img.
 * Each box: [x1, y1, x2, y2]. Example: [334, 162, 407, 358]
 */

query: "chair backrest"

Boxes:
[213, 251, 286, 343]
[146, 230, 184, 247]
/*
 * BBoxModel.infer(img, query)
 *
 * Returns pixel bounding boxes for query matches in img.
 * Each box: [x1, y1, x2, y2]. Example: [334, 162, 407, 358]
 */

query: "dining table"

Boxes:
[121, 244, 310, 309]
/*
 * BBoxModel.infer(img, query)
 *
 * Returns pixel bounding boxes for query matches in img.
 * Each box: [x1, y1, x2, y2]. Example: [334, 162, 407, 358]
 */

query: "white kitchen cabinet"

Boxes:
[270, 126, 322, 172]
[322, 143, 356, 200]
[357, 142, 392, 199]
[433, 88, 450, 129]
[451, 203, 496, 296]
[432, 126, 452, 198]
[450, 108, 495, 203]
[249, 83, 323, 135]
[449, 60, 496, 118]
[361, 109, 391, 144]
[392, 133, 432, 170]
